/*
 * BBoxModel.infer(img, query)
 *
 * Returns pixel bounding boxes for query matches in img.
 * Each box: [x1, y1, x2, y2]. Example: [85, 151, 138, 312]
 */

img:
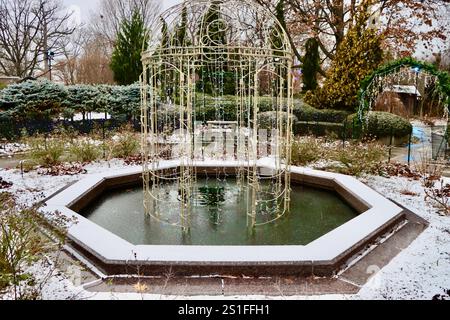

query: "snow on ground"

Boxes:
[0, 159, 140, 205]
[0, 161, 449, 300]
[357, 175, 450, 300]
[58, 112, 111, 121]
[0, 143, 29, 157]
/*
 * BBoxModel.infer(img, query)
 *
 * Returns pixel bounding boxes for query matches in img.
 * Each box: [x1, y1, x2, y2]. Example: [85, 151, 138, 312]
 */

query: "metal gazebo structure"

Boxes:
[141, 0, 294, 233]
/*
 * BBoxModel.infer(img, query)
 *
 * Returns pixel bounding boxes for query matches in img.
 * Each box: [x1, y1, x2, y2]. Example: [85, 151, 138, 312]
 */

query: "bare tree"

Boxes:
[53, 29, 88, 84]
[89, 0, 162, 47]
[76, 34, 115, 84]
[0, 0, 75, 78]
[35, 0, 76, 79]
[256, 0, 450, 71]
[0, 0, 40, 77]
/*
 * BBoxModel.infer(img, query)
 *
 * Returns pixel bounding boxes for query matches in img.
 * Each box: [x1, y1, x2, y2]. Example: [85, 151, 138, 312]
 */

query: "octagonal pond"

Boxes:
[80, 178, 358, 246]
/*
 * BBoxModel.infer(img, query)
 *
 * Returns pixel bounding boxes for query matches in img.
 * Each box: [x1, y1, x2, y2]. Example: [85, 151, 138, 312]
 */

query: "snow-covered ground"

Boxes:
[0, 143, 29, 157]
[58, 112, 111, 122]
[0, 161, 449, 300]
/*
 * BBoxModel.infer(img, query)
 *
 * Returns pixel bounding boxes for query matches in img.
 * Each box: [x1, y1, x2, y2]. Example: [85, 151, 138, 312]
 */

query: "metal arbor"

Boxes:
[358, 58, 450, 160]
[141, 0, 294, 233]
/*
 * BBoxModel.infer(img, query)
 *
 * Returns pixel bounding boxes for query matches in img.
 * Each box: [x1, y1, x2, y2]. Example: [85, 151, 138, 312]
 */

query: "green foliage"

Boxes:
[294, 101, 351, 123]
[160, 17, 170, 49]
[173, 5, 189, 46]
[68, 139, 100, 163]
[301, 38, 320, 92]
[271, 0, 286, 53]
[258, 111, 297, 130]
[26, 135, 65, 167]
[196, 1, 236, 95]
[97, 83, 141, 119]
[294, 121, 344, 137]
[0, 193, 71, 299]
[0, 81, 143, 121]
[200, 1, 226, 47]
[112, 125, 140, 158]
[110, 11, 148, 85]
[348, 111, 412, 138]
[315, 1, 383, 110]
[63, 85, 102, 118]
[194, 95, 276, 122]
[0, 80, 66, 120]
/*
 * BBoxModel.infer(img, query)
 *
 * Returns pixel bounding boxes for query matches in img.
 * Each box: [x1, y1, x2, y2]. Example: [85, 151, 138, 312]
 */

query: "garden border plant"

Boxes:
[0, 192, 74, 300]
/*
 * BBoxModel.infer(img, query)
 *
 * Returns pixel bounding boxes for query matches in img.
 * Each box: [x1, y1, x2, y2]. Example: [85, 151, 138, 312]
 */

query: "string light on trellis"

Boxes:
[141, 0, 294, 233]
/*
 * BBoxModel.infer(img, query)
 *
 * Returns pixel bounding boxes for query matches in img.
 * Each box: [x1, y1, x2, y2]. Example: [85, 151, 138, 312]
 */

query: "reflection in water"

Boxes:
[81, 179, 358, 246]
[198, 185, 226, 227]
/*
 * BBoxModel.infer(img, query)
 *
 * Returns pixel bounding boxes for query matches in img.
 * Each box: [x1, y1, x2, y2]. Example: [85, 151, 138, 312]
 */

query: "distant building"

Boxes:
[384, 85, 422, 116]
[0, 76, 20, 86]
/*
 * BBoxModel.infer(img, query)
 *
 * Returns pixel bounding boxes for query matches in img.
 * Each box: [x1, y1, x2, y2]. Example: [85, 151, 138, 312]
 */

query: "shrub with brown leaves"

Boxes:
[37, 164, 87, 176]
[0, 178, 12, 189]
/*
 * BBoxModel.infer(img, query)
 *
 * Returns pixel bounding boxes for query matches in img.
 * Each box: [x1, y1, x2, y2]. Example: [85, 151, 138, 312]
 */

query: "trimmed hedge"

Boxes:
[0, 80, 142, 121]
[348, 111, 412, 138]
[258, 111, 298, 130]
[293, 101, 351, 123]
[194, 95, 277, 122]
[294, 121, 344, 137]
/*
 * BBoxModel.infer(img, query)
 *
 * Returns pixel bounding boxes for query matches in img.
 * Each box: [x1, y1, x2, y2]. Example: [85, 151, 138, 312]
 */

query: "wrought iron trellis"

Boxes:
[357, 58, 450, 161]
[141, 0, 294, 233]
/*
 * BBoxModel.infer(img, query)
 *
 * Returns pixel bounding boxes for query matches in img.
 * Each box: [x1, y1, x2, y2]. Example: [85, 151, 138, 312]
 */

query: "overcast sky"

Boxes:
[62, 0, 182, 24]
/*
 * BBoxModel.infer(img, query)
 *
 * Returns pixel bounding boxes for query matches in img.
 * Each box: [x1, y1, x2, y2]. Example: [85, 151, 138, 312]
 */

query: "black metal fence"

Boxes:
[1, 114, 448, 166]
[0, 117, 141, 140]
[431, 125, 449, 161]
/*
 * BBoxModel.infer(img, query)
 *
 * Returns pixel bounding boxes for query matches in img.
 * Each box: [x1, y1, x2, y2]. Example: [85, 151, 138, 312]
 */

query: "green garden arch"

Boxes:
[357, 57, 450, 159]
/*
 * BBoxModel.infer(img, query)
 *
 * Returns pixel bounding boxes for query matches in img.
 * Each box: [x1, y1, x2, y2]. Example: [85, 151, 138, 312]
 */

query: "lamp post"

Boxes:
[46, 50, 55, 81]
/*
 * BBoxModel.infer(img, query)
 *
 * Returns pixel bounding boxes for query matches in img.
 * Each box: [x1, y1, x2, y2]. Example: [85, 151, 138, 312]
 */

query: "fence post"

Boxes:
[388, 127, 394, 163]
[342, 120, 347, 149]
[102, 119, 106, 159]
[316, 119, 319, 137]
[352, 118, 355, 140]
[407, 132, 412, 166]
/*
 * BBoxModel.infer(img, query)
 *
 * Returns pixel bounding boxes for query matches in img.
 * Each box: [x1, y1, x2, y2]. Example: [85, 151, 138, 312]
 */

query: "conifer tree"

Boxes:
[301, 38, 320, 92]
[317, 0, 383, 110]
[197, 1, 235, 95]
[271, 0, 287, 93]
[173, 5, 188, 46]
[110, 11, 148, 85]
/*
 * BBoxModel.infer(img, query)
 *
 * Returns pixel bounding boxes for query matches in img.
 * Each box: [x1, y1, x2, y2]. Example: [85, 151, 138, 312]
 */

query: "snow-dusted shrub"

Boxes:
[25, 135, 66, 167]
[291, 136, 387, 176]
[0, 193, 72, 300]
[62, 85, 102, 119]
[112, 125, 140, 158]
[330, 140, 387, 176]
[291, 136, 324, 165]
[68, 139, 100, 163]
[0, 81, 143, 121]
[347, 111, 412, 138]
[258, 111, 297, 130]
[0, 80, 67, 120]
